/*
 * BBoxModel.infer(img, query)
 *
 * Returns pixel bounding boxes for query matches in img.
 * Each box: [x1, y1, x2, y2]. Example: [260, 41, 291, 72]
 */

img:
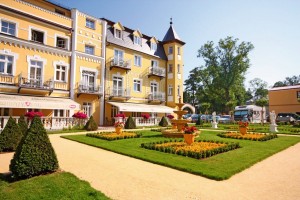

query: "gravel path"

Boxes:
[1, 133, 300, 200]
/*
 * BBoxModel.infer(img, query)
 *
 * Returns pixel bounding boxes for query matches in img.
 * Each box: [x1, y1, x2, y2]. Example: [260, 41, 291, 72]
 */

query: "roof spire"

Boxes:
[170, 17, 173, 25]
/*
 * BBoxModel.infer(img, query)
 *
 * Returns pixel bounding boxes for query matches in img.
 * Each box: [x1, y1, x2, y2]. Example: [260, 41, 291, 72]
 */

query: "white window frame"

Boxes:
[168, 84, 173, 95]
[134, 55, 142, 67]
[85, 45, 95, 55]
[168, 64, 173, 73]
[29, 26, 47, 44]
[151, 60, 158, 68]
[151, 42, 157, 51]
[150, 81, 158, 94]
[86, 18, 95, 29]
[53, 109, 69, 117]
[27, 55, 46, 84]
[168, 46, 173, 55]
[133, 79, 142, 93]
[114, 48, 124, 62]
[53, 60, 69, 82]
[111, 105, 118, 118]
[177, 47, 181, 55]
[83, 102, 92, 117]
[0, 49, 18, 76]
[114, 28, 122, 39]
[80, 67, 98, 88]
[0, 19, 17, 36]
[134, 35, 142, 46]
[112, 74, 124, 95]
[54, 34, 70, 50]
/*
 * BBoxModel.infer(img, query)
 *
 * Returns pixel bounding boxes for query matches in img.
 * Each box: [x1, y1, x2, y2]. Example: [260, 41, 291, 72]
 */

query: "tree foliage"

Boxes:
[248, 78, 268, 101]
[125, 116, 136, 129]
[273, 75, 300, 87]
[18, 115, 28, 136]
[184, 36, 254, 113]
[159, 117, 168, 127]
[0, 117, 23, 152]
[84, 116, 98, 131]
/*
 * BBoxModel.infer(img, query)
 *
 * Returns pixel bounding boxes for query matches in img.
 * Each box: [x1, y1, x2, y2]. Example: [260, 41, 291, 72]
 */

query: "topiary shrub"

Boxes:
[0, 116, 23, 152]
[159, 116, 168, 127]
[18, 115, 28, 136]
[125, 116, 136, 129]
[10, 116, 59, 180]
[84, 116, 98, 131]
[196, 115, 202, 125]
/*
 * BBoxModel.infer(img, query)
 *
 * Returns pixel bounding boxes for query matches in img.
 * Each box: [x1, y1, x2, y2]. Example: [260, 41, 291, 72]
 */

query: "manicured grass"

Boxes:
[0, 172, 110, 200]
[62, 130, 300, 180]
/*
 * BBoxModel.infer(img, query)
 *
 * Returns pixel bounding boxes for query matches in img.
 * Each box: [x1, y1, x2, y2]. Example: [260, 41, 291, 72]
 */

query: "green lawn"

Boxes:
[0, 172, 110, 200]
[62, 130, 300, 180]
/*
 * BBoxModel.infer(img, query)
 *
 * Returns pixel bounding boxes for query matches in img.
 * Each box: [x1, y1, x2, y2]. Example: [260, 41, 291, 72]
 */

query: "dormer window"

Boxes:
[134, 35, 142, 46]
[115, 29, 122, 39]
[151, 42, 157, 51]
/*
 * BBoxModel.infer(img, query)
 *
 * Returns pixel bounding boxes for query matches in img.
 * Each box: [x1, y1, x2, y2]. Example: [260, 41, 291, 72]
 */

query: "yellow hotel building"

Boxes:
[0, 0, 185, 128]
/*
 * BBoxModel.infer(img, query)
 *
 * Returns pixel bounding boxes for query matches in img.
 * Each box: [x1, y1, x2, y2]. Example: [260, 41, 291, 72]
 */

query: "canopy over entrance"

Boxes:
[0, 94, 80, 110]
[108, 102, 174, 113]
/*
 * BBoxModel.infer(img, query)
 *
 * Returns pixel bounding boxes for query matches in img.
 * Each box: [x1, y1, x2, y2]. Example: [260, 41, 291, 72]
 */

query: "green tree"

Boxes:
[200, 102, 211, 114]
[159, 117, 168, 127]
[0, 117, 23, 152]
[84, 116, 98, 131]
[255, 98, 269, 125]
[249, 78, 268, 100]
[124, 116, 136, 129]
[10, 116, 58, 180]
[18, 115, 28, 136]
[273, 75, 300, 87]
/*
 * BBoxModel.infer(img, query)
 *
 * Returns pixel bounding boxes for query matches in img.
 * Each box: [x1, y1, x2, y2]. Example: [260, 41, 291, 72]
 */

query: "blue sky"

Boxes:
[54, 0, 300, 88]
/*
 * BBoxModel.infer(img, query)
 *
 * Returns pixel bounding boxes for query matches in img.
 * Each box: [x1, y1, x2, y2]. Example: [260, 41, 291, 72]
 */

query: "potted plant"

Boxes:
[114, 121, 124, 134]
[115, 113, 126, 122]
[182, 126, 199, 145]
[238, 121, 249, 135]
[72, 111, 88, 127]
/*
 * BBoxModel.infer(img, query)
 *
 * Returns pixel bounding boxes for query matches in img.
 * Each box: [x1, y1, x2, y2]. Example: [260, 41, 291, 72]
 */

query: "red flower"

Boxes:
[116, 113, 126, 118]
[167, 114, 174, 119]
[114, 121, 124, 128]
[24, 111, 44, 119]
[72, 112, 88, 119]
[238, 121, 249, 128]
[141, 113, 150, 120]
[182, 126, 198, 134]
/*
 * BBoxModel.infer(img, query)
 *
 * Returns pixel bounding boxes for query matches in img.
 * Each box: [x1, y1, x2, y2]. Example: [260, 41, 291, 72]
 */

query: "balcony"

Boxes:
[148, 92, 166, 103]
[18, 74, 53, 94]
[77, 84, 103, 98]
[0, 74, 15, 85]
[109, 58, 131, 72]
[148, 66, 166, 79]
[107, 87, 131, 100]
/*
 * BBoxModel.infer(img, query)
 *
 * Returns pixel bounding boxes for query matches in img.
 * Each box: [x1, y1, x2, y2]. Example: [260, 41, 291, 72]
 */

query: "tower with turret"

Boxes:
[162, 19, 185, 108]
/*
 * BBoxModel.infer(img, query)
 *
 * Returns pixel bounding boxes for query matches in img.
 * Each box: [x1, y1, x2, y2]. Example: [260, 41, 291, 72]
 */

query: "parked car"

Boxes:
[218, 115, 232, 124]
[183, 114, 192, 119]
[191, 114, 199, 122]
[276, 113, 300, 123]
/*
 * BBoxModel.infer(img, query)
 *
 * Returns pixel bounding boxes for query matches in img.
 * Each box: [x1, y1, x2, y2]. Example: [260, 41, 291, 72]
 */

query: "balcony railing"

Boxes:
[110, 58, 131, 71]
[148, 66, 166, 78]
[0, 73, 14, 84]
[108, 87, 131, 99]
[18, 74, 53, 93]
[112, 117, 162, 127]
[148, 92, 166, 102]
[53, 81, 68, 90]
[77, 84, 103, 97]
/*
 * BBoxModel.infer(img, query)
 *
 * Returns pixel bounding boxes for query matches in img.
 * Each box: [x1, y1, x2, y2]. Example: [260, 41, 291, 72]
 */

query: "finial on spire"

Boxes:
[170, 17, 173, 25]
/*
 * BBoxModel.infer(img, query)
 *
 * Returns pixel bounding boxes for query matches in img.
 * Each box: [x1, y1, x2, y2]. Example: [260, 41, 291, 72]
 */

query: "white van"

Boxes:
[234, 105, 266, 123]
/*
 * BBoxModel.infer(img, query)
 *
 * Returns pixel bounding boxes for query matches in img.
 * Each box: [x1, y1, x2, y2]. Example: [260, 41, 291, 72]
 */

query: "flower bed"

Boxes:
[141, 140, 240, 159]
[218, 131, 278, 141]
[86, 131, 141, 141]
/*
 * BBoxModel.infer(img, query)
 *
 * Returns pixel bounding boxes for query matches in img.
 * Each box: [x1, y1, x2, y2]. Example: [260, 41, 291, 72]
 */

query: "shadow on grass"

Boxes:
[0, 172, 13, 183]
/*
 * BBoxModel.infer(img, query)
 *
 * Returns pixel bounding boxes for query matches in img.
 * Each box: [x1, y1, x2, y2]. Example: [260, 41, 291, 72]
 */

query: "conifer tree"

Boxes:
[0, 117, 22, 152]
[84, 116, 98, 131]
[159, 116, 168, 127]
[125, 116, 136, 129]
[18, 115, 28, 136]
[10, 116, 58, 180]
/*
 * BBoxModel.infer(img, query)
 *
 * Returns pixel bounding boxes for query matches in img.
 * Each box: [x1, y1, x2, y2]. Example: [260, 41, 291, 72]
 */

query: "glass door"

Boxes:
[113, 76, 123, 96]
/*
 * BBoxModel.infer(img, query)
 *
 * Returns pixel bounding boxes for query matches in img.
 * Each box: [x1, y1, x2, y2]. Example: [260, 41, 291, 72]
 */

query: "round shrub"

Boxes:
[10, 116, 59, 180]
[0, 116, 23, 152]
[84, 116, 98, 131]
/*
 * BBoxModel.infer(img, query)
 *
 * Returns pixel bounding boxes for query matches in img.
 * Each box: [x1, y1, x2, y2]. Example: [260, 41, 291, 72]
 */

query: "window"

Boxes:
[56, 37, 67, 49]
[150, 82, 158, 94]
[29, 60, 42, 85]
[177, 85, 180, 96]
[151, 60, 158, 68]
[31, 29, 44, 43]
[177, 47, 181, 55]
[0, 54, 13, 74]
[83, 102, 92, 117]
[53, 109, 68, 117]
[114, 49, 124, 63]
[55, 65, 66, 82]
[132, 112, 141, 117]
[113, 76, 123, 96]
[134, 55, 141, 67]
[134, 79, 141, 92]
[111, 105, 118, 118]
[168, 64, 173, 73]
[1, 20, 16, 36]
[0, 108, 10, 116]
[115, 29, 122, 39]
[85, 45, 94, 55]
[82, 70, 95, 89]
[168, 46, 173, 55]
[177, 64, 180, 73]
[55, 9, 65, 16]
[134, 36, 141, 45]
[86, 18, 95, 29]
[151, 42, 157, 51]
[168, 85, 173, 95]
[297, 91, 300, 99]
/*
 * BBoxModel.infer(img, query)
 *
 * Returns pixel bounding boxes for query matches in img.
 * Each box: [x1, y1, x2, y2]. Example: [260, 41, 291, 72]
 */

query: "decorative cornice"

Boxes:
[75, 51, 104, 63]
[0, 34, 71, 57]
[77, 10, 104, 25]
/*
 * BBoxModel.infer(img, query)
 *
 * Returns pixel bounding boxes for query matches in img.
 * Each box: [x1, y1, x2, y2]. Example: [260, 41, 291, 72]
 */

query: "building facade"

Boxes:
[0, 0, 185, 128]
[269, 85, 300, 114]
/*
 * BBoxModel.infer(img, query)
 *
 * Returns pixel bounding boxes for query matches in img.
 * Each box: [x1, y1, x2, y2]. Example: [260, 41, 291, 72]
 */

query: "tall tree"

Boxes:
[194, 36, 254, 113]
[184, 68, 201, 106]
[249, 78, 268, 100]
[273, 75, 300, 87]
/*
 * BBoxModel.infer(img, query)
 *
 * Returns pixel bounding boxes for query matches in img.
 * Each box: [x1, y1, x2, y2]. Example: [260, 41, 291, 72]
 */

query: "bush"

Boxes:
[84, 116, 98, 131]
[159, 116, 168, 127]
[18, 115, 28, 136]
[0, 117, 23, 152]
[125, 116, 136, 129]
[196, 115, 202, 125]
[10, 116, 59, 180]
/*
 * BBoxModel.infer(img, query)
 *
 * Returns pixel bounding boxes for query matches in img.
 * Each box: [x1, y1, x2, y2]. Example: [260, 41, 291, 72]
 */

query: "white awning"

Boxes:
[108, 102, 174, 113]
[0, 94, 80, 110]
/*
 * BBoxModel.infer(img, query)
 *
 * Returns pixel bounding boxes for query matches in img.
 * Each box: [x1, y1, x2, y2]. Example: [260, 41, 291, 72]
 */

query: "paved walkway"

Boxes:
[1, 133, 300, 200]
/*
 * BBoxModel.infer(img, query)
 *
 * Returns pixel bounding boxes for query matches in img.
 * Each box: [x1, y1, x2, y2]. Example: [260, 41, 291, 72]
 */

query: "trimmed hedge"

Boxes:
[125, 116, 136, 129]
[84, 116, 98, 131]
[86, 131, 141, 141]
[10, 116, 59, 180]
[0, 116, 23, 152]
[217, 132, 278, 141]
[141, 139, 240, 159]
[159, 116, 168, 127]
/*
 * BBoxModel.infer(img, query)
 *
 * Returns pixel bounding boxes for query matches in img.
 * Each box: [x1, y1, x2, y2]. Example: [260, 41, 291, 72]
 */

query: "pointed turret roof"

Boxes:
[162, 18, 185, 45]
